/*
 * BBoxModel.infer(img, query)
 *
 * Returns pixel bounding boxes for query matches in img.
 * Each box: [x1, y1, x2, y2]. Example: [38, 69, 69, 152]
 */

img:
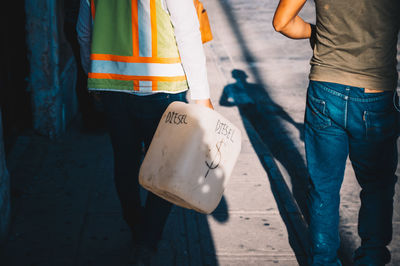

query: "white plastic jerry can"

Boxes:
[139, 101, 241, 214]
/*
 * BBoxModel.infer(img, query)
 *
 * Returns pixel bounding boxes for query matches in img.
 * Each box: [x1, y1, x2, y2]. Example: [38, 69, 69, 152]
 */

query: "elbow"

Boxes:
[272, 19, 286, 33]
[272, 12, 289, 33]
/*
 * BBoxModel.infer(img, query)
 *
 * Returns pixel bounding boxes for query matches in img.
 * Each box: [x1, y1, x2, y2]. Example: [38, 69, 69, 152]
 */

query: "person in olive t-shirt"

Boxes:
[273, 0, 399, 265]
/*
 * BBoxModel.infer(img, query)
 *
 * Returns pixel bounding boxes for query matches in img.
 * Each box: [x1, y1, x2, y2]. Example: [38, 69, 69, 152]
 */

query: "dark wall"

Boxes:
[0, 1, 31, 152]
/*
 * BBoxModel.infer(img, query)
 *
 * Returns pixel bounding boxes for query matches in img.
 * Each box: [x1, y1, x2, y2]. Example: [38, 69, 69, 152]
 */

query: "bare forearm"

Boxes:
[275, 16, 311, 39]
[273, 0, 310, 39]
[194, 99, 214, 110]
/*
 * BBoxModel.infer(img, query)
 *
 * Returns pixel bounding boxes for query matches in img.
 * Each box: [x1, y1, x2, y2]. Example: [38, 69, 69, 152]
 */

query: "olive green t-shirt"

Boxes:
[310, 0, 400, 91]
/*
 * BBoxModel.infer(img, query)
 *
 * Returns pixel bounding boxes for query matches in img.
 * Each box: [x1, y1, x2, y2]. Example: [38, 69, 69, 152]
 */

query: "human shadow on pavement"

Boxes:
[215, 1, 312, 263]
[220, 69, 308, 216]
[216, 0, 309, 213]
[220, 69, 309, 265]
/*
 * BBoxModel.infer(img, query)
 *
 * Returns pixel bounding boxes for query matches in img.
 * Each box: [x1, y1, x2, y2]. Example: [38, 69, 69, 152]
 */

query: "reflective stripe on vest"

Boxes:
[88, 0, 188, 93]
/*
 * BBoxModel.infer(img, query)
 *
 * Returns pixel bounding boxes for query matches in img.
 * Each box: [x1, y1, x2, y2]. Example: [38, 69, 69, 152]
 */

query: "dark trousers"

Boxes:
[305, 81, 398, 265]
[101, 91, 187, 249]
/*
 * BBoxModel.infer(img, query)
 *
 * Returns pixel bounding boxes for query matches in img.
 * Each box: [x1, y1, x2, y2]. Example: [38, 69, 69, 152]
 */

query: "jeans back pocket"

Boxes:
[305, 94, 332, 130]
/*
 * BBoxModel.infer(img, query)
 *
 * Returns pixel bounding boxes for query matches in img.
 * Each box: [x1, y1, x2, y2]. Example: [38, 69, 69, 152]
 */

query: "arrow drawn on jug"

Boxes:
[204, 140, 224, 178]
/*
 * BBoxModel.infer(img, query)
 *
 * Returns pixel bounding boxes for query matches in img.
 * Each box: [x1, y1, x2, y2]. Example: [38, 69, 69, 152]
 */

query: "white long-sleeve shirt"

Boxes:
[76, 0, 210, 100]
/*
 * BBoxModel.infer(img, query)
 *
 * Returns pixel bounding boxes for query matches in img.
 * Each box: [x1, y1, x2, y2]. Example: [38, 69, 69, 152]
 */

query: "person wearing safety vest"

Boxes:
[77, 0, 213, 263]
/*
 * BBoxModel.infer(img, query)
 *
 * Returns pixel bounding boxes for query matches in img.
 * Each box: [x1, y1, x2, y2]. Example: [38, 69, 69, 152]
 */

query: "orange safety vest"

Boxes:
[88, 0, 188, 93]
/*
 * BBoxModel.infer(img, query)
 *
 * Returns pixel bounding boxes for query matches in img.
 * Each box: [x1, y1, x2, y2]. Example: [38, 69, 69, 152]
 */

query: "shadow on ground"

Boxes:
[220, 69, 309, 265]
[0, 124, 228, 265]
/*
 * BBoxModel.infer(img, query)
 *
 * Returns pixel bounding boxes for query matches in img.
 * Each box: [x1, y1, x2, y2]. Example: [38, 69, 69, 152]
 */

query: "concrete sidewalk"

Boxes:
[1, 0, 399, 265]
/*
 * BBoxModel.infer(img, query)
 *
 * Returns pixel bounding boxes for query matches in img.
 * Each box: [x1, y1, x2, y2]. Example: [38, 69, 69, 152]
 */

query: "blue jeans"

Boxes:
[100, 91, 187, 250]
[304, 81, 398, 265]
